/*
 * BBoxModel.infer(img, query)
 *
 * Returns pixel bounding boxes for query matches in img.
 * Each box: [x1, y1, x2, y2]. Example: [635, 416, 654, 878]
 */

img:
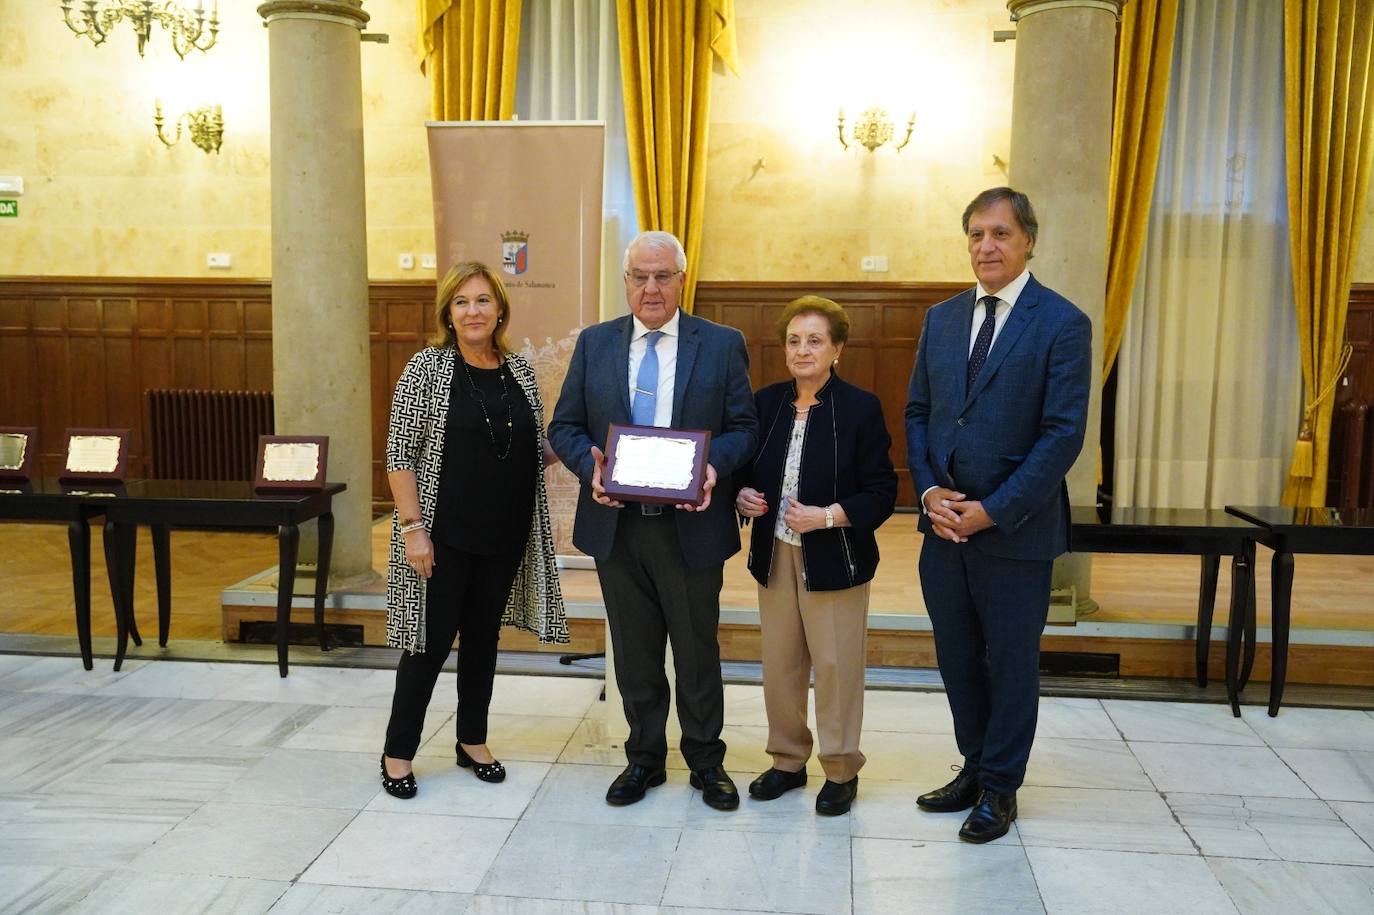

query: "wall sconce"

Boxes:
[61, 0, 219, 59]
[837, 107, 915, 153]
[155, 101, 223, 154]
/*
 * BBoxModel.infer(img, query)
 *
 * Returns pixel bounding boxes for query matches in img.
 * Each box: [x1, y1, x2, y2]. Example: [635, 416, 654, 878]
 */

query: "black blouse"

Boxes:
[432, 358, 537, 556]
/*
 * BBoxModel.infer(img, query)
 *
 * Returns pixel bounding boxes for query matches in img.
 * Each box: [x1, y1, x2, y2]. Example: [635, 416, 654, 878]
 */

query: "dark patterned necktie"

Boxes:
[966, 295, 1000, 390]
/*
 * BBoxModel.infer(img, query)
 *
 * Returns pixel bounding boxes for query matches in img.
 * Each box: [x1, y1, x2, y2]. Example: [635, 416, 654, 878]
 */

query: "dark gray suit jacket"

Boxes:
[548, 309, 759, 568]
[903, 274, 1091, 561]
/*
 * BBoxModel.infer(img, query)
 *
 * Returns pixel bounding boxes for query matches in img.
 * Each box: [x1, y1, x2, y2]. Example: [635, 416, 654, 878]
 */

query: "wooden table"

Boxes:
[1071, 506, 1259, 715]
[1225, 505, 1374, 715]
[100, 480, 345, 677]
[0, 478, 130, 670]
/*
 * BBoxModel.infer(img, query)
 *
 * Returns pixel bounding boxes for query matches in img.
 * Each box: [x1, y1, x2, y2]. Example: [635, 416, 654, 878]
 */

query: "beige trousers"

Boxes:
[758, 540, 869, 783]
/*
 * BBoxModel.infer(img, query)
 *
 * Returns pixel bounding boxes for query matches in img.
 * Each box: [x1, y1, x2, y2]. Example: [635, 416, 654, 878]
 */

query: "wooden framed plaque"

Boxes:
[0, 427, 38, 481]
[602, 424, 712, 506]
[60, 428, 129, 482]
[254, 435, 328, 491]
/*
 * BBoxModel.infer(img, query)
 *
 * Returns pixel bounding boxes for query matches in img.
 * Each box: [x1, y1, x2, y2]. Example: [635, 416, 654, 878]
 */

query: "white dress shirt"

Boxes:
[920, 267, 1032, 514]
[969, 266, 1031, 357]
[627, 308, 680, 428]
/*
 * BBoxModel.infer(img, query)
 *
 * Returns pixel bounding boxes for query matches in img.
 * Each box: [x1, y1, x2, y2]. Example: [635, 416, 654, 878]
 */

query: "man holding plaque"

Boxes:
[549, 231, 758, 811]
[904, 188, 1091, 843]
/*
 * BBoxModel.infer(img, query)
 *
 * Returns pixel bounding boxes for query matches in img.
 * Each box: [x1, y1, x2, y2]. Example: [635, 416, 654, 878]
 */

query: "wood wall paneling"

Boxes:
[24, 278, 1368, 510]
[1330, 284, 1374, 504]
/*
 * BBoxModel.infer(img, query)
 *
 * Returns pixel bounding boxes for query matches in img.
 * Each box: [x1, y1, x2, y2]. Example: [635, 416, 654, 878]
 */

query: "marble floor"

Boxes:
[2, 654, 1374, 914]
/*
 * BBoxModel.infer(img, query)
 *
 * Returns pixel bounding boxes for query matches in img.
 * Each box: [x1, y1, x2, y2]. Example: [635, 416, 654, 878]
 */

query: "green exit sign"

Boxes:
[0, 200, 16, 217]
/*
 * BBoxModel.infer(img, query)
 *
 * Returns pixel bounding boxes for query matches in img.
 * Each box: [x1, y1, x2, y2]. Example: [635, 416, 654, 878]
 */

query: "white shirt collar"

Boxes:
[632, 308, 681, 340]
[975, 267, 1032, 307]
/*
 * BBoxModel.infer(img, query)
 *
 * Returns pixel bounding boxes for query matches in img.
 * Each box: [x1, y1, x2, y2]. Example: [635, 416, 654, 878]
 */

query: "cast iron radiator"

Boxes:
[146, 389, 274, 480]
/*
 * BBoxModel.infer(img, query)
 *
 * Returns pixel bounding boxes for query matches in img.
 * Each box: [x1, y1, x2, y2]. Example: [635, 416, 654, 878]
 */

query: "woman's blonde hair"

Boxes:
[430, 261, 512, 353]
[775, 295, 850, 345]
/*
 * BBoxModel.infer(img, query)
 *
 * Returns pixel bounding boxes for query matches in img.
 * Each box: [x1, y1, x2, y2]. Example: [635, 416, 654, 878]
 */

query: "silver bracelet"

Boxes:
[398, 519, 426, 535]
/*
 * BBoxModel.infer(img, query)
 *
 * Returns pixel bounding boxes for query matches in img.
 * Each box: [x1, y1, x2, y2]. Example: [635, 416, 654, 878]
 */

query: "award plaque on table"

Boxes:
[602, 424, 712, 507]
[0, 427, 38, 481]
[254, 435, 329, 492]
[59, 428, 130, 482]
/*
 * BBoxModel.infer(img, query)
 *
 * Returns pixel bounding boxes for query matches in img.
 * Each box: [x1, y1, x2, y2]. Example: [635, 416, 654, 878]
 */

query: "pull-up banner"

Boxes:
[427, 121, 605, 559]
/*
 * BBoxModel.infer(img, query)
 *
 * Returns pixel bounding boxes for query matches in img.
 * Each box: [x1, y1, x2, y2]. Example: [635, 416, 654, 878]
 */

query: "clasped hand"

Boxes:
[735, 488, 825, 533]
[590, 445, 716, 512]
[922, 487, 994, 543]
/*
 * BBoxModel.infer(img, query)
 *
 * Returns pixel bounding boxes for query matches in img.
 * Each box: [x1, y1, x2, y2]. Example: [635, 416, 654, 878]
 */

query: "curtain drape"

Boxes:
[1114, 0, 1300, 509]
[516, 0, 638, 320]
[1103, 0, 1179, 380]
[419, 0, 522, 120]
[616, 0, 738, 313]
[1280, 0, 1374, 505]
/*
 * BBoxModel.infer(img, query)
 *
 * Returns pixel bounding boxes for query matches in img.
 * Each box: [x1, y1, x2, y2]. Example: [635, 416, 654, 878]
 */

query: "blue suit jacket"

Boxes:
[548, 309, 759, 568]
[903, 274, 1091, 561]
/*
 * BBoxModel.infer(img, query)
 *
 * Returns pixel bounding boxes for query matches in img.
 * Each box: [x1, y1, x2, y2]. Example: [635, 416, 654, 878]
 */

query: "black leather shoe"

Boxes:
[959, 790, 1017, 843]
[379, 754, 417, 799]
[689, 765, 740, 811]
[605, 763, 667, 806]
[456, 744, 506, 783]
[916, 767, 980, 812]
[748, 767, 808, 801]
[815, 776, 858, 816]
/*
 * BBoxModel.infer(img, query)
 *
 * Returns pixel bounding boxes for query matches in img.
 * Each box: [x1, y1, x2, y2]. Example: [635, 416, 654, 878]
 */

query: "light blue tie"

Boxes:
[632, 330, 663, 425]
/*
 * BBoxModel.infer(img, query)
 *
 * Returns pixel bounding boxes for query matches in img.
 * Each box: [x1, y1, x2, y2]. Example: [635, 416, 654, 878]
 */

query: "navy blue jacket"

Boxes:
[741, 373, 897, 591]
[548, 309, 759, 568]
[903, 274, 1091, 561]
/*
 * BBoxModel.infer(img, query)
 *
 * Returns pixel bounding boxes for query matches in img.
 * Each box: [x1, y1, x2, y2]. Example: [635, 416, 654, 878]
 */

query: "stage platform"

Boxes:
[4, 514, 1373, 687]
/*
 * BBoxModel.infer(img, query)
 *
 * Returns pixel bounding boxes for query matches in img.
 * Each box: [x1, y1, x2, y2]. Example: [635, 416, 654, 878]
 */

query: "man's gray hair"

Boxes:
[623, 230, 688, 273]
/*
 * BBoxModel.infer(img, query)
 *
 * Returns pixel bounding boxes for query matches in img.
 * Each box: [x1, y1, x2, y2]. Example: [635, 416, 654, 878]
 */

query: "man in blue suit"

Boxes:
[549, 230, 759, 811]
[904, 188, 1091, 842]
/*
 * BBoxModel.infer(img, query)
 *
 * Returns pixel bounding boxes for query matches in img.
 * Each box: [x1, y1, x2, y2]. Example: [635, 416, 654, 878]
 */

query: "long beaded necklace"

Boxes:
[459, 353, 514, 460]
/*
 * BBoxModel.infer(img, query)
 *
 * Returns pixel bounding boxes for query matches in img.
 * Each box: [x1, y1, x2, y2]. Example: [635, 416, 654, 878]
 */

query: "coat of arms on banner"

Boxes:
[501, 230, 530, 275]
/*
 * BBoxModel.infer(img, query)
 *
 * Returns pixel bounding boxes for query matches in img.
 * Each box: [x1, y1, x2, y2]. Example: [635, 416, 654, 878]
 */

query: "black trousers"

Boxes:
[919, 535, 1053, 795]
[595, 509, 727, 770]
[383, 540, 523, 760]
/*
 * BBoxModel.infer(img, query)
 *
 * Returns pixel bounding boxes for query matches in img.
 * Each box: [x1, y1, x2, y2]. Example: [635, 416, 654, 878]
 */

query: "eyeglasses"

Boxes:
[625, 270, 682, 288]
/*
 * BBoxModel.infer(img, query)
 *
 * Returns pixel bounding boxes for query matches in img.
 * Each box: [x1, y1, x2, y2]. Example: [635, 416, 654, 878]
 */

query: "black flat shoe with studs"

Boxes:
[380, 754, 417, 799]
[456, 744, 506, 783]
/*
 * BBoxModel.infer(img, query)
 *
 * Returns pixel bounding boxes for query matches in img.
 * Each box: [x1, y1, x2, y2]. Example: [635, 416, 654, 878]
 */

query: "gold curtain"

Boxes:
[418, 0, 522, 120]
[617, 0, 739, 313]
[1103, 0, 1179, 380]
[1281, 0, 1374, 505]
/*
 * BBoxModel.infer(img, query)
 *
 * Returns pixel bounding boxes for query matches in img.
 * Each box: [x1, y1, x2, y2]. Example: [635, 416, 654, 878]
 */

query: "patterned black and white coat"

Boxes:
[385, 346, 570, 653]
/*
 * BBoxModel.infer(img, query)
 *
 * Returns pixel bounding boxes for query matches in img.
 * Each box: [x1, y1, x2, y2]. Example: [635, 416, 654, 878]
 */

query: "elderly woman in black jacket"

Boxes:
[735, 295, 897, 815]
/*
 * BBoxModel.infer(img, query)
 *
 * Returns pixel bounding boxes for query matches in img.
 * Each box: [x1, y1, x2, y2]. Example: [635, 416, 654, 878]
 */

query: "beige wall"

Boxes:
[699, 0, 1016, 282]
[0, 0, 432, 280]
[3, 0, 1370, 286]
[1356, 183, 1374, 284]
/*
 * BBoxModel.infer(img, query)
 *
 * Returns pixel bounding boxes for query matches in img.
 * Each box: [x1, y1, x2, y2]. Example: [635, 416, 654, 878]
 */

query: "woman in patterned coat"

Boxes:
[379, 261, 568, 799]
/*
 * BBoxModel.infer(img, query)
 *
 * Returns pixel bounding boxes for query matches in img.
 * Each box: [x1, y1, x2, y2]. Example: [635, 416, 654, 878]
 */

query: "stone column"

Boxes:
[258, 0, 374, 584]
[1006, 0, 1123, 608]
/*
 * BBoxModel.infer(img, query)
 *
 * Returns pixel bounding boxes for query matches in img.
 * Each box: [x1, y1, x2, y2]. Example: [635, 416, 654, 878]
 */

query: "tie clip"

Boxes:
[634, 388, 656, 397]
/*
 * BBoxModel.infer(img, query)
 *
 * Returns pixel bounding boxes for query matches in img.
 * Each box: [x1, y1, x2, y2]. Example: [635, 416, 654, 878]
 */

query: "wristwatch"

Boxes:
[824, 506, 834, 529]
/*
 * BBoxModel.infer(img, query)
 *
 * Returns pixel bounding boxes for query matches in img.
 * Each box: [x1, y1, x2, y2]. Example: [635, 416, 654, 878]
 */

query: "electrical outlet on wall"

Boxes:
[860, 255, 889, 273]
[207, 252, 231, 269]
[420, 253, 437, 269]
[399, 253, 415, 270]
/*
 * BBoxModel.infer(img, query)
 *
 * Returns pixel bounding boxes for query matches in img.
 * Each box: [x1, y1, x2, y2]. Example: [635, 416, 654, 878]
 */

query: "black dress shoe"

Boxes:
[605, 763, 667, 806]
[689, 765, 740, 811]
[959, 790, 1017, 843]
[379, 754, 417, 799]
[455, 744, 506, 783]
[815, 776, 858, 816]
[748, 767, 808, 801]
[916, 767, 980, 812]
